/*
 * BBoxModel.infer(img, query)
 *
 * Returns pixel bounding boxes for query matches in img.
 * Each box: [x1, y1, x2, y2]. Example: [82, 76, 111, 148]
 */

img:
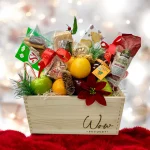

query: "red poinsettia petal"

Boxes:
[86, 95, 96, 106]
[95, 82, 106, 91]
[87, 73, 96, 88]
[95, 92, 107, 106]
[100, 90, 111, 96]
[81, 82, 90, 91]
[78, 90, 89, 99]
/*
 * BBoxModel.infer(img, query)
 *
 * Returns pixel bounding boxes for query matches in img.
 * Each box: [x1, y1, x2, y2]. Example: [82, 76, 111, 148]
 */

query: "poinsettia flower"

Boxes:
[78, 73, 111, 106]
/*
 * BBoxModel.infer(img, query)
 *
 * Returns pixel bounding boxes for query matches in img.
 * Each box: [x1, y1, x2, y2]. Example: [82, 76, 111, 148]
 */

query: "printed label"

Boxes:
[92, 64, 110, 80]
[111, 63, 125, 77]
[28, 51, 39, 64]
[83, 114, 113, 133]
[110, 52, 130, 78]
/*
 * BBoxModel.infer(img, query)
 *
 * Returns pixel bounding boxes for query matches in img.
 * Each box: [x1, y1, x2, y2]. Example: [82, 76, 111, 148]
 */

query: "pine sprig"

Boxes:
[90, 46, 105, 60]
[11, 72, 35, 98]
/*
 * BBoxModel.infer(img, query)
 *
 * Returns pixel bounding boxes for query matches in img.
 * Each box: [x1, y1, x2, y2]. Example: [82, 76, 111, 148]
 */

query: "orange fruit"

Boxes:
[66, 56, 75, 70]
[52, 79, 67, 95]
[69, 57, 91, 79]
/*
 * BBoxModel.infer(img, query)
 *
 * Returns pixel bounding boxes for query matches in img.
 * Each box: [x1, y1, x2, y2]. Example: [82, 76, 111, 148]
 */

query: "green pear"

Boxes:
[97, 78, 112, 95]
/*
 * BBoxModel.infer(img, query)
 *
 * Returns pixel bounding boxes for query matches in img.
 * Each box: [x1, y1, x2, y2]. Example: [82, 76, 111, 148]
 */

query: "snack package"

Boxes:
[24, 27, 52, 56]
[106, 34, 141, 89]
[25, 27, 51, 47]
[53, 31, 73, 53]
[41, 31, 73, 79]
[73, 25, 105, 61]
[80, 24, 103, 47]
[15, 27, 52, 70]
[45, 56, 67, 79]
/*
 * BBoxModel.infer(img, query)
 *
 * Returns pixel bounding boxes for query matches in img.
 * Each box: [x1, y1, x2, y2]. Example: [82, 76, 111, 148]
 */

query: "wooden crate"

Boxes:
[24, 93, 125, 135]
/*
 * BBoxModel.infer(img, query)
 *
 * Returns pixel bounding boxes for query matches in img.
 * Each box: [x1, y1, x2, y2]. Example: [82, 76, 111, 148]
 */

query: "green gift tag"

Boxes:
[15, 43, 40, 70]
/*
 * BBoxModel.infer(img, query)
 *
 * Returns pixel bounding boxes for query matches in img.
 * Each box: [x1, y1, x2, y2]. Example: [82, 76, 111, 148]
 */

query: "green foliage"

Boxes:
[12, 71, 36, 98]
[71, 16, 78, 34]
[65, 41, 72, 54]
[90, 46, 105, 60]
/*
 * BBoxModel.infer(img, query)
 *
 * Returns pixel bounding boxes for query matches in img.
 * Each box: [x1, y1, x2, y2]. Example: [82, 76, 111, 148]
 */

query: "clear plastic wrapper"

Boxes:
[25, 26, 51, 47]
[53, 31, 73, 53]
[45, 56, 67, 79]
[73, 25, 104, 61]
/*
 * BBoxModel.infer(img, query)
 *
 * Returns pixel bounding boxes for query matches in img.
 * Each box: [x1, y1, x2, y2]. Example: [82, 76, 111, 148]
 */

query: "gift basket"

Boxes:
[13, 17, 141, 135]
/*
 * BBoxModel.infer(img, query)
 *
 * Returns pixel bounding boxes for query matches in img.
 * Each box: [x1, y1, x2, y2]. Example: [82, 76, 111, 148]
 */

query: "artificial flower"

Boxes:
[78, 73, 111, 106]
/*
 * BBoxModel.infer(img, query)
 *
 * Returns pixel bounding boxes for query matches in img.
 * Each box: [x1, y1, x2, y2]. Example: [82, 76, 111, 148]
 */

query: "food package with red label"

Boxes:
[106, 34, 141, 90]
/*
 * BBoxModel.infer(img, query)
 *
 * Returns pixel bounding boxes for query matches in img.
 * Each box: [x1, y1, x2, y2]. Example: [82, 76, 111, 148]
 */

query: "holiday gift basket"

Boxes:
[13, 17, 141, 135]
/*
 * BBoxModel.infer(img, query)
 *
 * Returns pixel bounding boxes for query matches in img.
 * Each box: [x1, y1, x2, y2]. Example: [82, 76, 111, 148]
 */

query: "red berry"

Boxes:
[68, 26, 71, 31]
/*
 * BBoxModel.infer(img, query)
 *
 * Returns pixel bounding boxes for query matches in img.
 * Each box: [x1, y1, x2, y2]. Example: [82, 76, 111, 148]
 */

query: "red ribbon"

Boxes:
[101, 36, 122, 62]
[38, 48, 71, 77]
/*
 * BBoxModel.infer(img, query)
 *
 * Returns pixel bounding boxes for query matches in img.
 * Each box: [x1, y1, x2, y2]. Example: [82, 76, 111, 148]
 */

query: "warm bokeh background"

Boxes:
[0, 0, 150, 135]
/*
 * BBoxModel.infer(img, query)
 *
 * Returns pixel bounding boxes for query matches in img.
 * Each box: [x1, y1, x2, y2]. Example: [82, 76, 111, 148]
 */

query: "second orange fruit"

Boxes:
[52, 79, 67, 95]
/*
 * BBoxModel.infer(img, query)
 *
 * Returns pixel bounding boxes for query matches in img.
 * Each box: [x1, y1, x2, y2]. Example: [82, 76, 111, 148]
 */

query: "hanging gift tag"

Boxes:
[92, 62, 110, 80]
[15, 43, 40, 70]
[96, 59, 109, 69]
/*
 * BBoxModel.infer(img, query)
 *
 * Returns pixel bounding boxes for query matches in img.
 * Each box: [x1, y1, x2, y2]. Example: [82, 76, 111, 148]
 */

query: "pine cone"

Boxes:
[62, 70, 75, 95]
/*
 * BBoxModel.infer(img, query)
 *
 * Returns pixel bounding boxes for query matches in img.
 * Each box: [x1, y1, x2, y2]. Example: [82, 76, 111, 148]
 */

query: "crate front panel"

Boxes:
[24, 96, 125, 135]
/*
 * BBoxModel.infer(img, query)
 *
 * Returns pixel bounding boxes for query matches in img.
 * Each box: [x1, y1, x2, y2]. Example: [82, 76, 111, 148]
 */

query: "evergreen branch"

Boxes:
[11, 73, 36, 98]
[90, 46, 105, 60]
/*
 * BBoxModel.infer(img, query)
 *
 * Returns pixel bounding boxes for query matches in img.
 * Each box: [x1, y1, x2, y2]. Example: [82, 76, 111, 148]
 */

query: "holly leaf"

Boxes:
[71, 16, 78, 34]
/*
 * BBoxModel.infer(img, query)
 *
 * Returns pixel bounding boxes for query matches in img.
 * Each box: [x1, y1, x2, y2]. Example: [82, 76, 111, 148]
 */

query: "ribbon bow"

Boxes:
[38, 48, 71, 77]
[101, 36, 122, 62]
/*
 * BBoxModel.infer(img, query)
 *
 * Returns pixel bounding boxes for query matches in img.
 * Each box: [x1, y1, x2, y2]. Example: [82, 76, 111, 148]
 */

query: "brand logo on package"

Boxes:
[83, 114, 113, 133]
[28, 51, 39, 64]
